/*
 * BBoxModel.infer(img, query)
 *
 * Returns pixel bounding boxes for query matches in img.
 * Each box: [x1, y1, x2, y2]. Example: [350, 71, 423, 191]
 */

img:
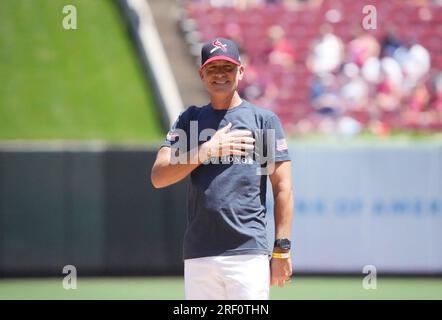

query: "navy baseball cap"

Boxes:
[200, 38, 241, 70]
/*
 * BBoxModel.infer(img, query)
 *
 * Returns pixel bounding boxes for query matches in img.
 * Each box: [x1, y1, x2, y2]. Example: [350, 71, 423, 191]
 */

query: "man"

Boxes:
[151, 38, 293, 300]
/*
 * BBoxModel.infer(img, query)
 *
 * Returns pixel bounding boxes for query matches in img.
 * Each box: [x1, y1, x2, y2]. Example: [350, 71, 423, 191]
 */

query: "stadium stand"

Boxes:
[178, 0, 442, 136]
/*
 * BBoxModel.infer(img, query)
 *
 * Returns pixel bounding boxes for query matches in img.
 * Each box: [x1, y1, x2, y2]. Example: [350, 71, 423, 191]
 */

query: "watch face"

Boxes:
[276, 238, 291, 250]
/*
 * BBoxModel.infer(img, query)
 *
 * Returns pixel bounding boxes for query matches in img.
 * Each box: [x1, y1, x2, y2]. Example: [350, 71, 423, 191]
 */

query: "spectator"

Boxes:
[209, 0, 236, 7]
[430, 72, 442, 114]
[254, 82, 280, 111]
[347, 27, 380, 68]
[235, 0, 265, 9]
[205, 0, 265, 8]
[376, 57, 403, 112]
[361, 56, 382, 84]
[238, 54, 266, 101]
[409, 80, 430, 113]
[340, 63, 370, 112]
[403, 43, 431, 85]
[380, 26, 404, 58]
[266, 25, 296, 68]
[306, 24, 344, 74]
[310, 73, 344, 116]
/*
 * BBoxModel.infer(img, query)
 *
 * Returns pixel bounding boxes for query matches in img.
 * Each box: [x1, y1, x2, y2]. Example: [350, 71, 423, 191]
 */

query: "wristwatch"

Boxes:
[274, 238, 291, 251]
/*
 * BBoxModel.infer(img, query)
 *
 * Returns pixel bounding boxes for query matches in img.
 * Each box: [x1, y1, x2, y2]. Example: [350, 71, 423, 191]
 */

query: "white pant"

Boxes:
[184, 254, 270, 300]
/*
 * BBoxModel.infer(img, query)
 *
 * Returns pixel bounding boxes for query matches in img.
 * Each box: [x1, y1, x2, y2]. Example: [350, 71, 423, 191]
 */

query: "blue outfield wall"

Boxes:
[0, 144, 441, 276]
[266, 145, 442, 274]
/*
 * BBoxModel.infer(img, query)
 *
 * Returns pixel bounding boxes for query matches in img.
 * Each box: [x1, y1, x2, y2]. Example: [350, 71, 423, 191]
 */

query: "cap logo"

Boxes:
[210, 39, 228, 53]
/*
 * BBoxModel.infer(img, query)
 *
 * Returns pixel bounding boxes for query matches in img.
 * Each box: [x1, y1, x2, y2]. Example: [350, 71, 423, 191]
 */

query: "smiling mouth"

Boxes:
[213, 80, 229, 85]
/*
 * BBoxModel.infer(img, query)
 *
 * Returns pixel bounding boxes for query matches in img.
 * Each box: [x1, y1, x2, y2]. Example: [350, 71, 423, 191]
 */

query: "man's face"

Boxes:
[199, 60, 244, 96]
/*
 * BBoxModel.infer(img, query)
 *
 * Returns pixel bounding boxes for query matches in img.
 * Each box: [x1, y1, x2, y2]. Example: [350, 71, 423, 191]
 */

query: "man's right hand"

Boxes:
[199, 122, 255, 161]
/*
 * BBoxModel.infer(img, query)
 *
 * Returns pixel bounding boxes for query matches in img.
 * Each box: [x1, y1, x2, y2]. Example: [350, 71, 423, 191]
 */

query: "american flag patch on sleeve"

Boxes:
[166, 130, 179, 142]
[276, 139, 288, 151]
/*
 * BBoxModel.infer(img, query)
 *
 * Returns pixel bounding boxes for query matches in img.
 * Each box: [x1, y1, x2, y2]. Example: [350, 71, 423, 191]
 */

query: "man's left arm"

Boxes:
[269, 160, 294, 288]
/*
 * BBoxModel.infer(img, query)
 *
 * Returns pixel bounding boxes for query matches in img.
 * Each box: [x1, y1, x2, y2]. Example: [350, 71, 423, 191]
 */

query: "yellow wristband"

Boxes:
[272, 252, 291, 259]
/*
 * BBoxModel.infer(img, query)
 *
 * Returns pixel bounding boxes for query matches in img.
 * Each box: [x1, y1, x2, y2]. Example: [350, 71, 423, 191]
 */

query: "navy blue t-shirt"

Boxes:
[160, 100, 291, 260]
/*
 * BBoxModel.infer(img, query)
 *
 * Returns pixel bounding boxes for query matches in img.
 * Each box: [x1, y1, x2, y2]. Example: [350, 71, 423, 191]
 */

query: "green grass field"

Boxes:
[0, 0, 163, 141]
[1, 276, 442, 300]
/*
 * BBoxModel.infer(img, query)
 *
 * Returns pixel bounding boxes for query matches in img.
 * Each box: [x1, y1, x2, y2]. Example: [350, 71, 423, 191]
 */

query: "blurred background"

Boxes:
[0, 0, 441, 299]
